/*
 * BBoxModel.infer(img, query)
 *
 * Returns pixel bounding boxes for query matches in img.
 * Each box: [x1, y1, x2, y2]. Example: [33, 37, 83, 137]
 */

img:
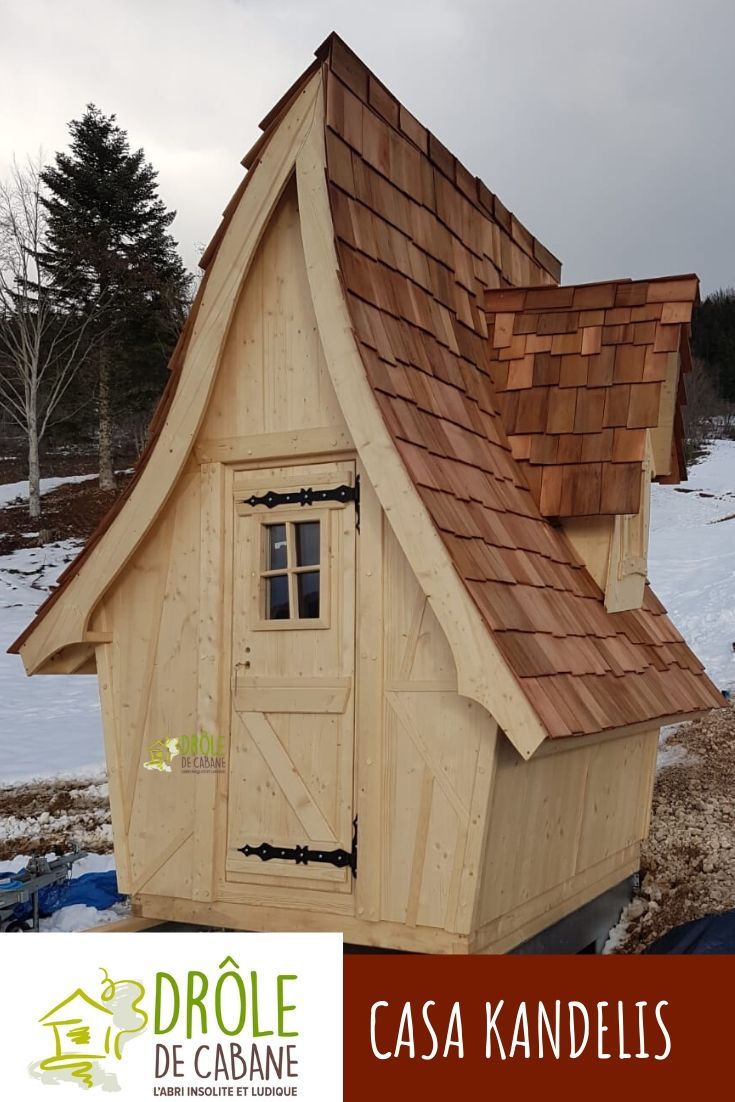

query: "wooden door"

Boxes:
[225, 460, 357, 891]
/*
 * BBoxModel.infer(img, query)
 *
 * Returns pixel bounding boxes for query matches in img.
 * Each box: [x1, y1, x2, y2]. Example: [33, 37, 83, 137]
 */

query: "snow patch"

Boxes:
[0, 472, 98, 508]
[0, 540, 105, 783]
[649, 439, 735, 691]
[657, 725, 697, 771]
[0, 851, 129, 932]
[41, 900, 130, 932]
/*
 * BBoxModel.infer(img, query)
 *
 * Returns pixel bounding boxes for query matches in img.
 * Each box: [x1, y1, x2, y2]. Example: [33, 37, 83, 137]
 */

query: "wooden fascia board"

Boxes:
[295, 88, 547, 760]
[651, 350, 682, 480]
[535, 709, 715, 758]
[17, 72, 323, 676]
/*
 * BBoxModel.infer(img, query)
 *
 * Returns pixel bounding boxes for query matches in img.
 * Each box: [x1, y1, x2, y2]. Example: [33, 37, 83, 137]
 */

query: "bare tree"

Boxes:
[683, 357, 720, 464]
[0, 159, 97, 518]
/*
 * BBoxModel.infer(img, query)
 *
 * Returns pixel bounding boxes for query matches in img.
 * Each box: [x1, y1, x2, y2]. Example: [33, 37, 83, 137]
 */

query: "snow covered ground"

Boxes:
[0, 539, 104, 782]
[0, 472, 98, 509]
[649, 439, 735, 691]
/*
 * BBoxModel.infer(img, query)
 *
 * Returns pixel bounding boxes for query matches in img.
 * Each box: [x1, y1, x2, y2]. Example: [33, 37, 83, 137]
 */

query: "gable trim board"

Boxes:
[10, 38, 722, 759]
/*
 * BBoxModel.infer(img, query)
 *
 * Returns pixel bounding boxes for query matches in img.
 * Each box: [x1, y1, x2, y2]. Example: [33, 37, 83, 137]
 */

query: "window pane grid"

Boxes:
[261, 565, 320, 577]
[262, 519, 321, 621]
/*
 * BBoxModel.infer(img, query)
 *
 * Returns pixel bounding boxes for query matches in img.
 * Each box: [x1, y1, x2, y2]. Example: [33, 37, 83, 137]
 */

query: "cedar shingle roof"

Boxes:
[321, 34, 723, 737]
[12, 33, 723, 742]
[485, 278, 697, 516]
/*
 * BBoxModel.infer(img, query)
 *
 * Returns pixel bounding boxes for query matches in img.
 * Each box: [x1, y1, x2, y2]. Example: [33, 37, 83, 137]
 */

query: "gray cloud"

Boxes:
[2, 0, 733, 292]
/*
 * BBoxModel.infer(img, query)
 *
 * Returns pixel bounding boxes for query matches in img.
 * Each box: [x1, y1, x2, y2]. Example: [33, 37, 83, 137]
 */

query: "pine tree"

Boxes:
[41, 105, 192, 487]
[691, 290, 735, 403]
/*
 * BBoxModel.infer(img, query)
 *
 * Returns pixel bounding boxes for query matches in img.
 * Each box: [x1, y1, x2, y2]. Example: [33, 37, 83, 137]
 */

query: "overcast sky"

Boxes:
[2, 0, 734, 293]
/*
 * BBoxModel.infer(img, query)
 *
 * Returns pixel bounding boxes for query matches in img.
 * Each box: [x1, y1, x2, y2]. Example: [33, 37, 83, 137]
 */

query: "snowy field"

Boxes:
[649, 439, 735, 691]
[0, 539, 104, 781]
[0, 471, 97, 509]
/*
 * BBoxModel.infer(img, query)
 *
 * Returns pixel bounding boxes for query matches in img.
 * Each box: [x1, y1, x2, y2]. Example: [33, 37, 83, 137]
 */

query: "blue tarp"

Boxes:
[644, 910, 735, 954]
[10, 869, 124, 922]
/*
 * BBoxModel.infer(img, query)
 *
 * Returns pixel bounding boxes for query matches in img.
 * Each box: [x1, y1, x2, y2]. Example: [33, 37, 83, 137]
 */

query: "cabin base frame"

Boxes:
[131, 845, 640, 955]
[511, 875, 635, 955]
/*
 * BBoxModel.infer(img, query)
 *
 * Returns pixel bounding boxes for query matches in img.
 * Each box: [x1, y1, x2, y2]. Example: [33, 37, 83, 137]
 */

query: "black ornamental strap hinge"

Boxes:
[241, 476, 360, 530]
[238, 817, 358, 878]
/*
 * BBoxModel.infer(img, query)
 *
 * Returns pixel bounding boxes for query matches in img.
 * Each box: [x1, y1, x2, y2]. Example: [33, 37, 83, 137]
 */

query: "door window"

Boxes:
[261, 518, 324, 623]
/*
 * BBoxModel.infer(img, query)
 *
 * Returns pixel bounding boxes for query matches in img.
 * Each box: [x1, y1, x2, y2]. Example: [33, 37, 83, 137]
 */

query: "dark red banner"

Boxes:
[344, 956, 726, 1099]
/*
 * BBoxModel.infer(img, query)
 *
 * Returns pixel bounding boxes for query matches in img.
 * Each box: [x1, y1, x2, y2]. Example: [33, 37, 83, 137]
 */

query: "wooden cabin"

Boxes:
[11, 34, 722, 953]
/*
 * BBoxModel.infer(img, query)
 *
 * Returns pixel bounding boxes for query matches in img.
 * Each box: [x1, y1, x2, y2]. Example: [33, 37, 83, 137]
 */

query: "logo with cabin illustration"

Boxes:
[32, 968, 148, 1090]
[143, 737, 180, 773]
[143, 731, 225, 775]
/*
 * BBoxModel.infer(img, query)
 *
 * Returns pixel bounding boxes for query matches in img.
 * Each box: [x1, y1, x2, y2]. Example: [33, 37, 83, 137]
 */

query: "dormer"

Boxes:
[485, 277, 696, 611]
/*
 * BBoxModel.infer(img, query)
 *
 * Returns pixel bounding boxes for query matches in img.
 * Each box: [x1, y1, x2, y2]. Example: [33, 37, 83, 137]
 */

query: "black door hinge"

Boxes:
[239, 817, 358, 878]
[241, 476, 360, 530]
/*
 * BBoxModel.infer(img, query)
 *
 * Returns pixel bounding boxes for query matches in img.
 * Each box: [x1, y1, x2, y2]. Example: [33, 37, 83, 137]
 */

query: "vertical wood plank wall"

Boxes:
[90, 177, 658, 951]
[381, 524, 498, 936]
[471, 726, 659, 952]
[93, 469, 201, 897]
[92, 180, 354, 906]
[197, 177, 345, 444]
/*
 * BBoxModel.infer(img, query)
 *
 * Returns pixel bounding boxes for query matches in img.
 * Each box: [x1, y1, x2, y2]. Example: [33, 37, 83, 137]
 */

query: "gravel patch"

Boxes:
[607, 703, 735, 952]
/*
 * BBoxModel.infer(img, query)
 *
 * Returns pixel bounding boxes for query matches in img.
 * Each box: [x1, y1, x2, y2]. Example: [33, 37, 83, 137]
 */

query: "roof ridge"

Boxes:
[319, 32, 561, 283]
[486, 272, 700, 298]
[485, 274, 700, 316]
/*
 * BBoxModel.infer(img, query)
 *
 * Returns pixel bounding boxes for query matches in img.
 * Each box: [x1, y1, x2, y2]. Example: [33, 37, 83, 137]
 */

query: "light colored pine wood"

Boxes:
[198, 178, 347, 444]
[40, 644, 98, 674]
[195, 427, 353, 466]
[130, 827, 194, 896]
[404, 767, 434, 928]
[650, 351, 681, 477]
[353, 463, 384, 924]
[386, 694, 470, 822]
[193, 461, 227, 902]
[225, 459, 356, 890]
[575, 731, 657, 870]
[98, 473, 202, 901]
[472, 727, 659, 947]
[472, 845, 641, 954]
[457, 715, 498, 934]
[234, 680, 351, 713]
[605, 442, 652, 613]
[239, 711, 337, 841]
[85, 916, 163, 933]
[135, 892, 468, 953]
[561, 515, 613, 591]
[95, 631, 132, 893]
[378, 523, 492, 934]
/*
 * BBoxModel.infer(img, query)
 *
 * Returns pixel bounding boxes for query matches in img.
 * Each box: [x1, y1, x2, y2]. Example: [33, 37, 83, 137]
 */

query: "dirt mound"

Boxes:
[0, 472, 133, 555]
[0, 775, 112, 861]
[611, 703, 735, 952]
